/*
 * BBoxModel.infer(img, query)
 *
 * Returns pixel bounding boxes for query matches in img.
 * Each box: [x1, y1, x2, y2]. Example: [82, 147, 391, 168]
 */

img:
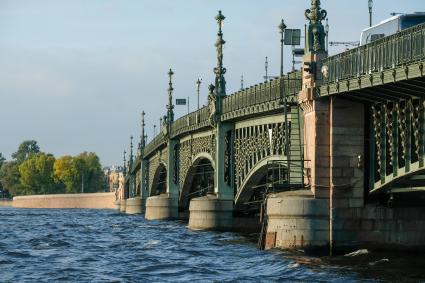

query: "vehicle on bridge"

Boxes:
[360, 12, 425, 45]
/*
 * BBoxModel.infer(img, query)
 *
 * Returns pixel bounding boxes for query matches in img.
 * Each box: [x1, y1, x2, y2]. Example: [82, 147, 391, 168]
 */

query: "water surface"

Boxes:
[0, 207, 422, 282]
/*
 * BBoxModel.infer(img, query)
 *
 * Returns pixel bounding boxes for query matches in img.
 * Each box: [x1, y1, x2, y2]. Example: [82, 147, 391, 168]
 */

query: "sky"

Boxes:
[0, 0, 423, 166]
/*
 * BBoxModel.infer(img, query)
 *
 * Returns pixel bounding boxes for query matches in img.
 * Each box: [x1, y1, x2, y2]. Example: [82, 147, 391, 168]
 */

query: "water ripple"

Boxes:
[0, 207, 412, 282]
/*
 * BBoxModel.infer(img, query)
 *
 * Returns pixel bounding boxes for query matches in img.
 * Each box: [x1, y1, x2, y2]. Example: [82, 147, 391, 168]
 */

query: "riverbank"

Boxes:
[12, 192, 116, 209]
[0, 199, 13, 207]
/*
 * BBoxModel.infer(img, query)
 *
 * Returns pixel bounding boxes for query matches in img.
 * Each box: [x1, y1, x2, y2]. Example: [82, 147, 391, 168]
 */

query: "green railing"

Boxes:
[322, 22, 425, 85]
[143, 132, 165, 157]
[222, 72, 301, 114]
[142, 71, 302, 157]
[171, 106, 210, 138]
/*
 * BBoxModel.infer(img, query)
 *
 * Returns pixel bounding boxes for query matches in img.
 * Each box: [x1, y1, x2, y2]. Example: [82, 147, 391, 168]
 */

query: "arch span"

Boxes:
[234, 156, 288, 210]
[179, 156, 215, 211]
[149, 161, 167, 197]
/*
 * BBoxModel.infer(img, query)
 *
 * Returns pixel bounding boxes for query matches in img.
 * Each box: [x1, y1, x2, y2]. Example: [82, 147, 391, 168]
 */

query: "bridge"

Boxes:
[119, 1, 425, 252]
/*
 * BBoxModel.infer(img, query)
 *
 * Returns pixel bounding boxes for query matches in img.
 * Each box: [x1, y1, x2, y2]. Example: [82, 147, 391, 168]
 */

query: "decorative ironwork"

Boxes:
[412, 100, 420, 158]
[167, 69, 175, 124]
[179, 140, 192, 191]
[369, 98, 425, 192]
[321, 23, 425, 86]
[234, 122, 285, 192]
[372, 105, 382, 172]
[178, 135, 216, 191]
[140, 111, 146, 150]
[224, 130, 232, 185]
[147, 149, 167, 196]
[166, 72, 302, 140]
[143, 161, 149, 193]
[398, 101, 407, 160]
[214, 10, 226, 98]
[305, 0, 327, 53]
[173, 144, 179, 184]
[386, 103, 394, 164]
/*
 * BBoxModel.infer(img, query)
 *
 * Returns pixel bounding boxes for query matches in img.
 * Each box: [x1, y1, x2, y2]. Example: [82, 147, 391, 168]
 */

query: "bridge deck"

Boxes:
[319, 23, 425, 99]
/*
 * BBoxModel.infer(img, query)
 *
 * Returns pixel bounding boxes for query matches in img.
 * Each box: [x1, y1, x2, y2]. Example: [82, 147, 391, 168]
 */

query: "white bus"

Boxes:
[360, 13, 425, 45]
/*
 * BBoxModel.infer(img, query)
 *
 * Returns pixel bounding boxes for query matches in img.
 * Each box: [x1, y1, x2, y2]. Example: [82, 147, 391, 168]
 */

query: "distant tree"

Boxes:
[19, 153, 56, 195]
[12, 140, 40, 164]
[75, 152, 105, 193]
[54, 152, 105, 193]
[54, 155, 79, 193]
[0, 161, 24, 196]
[0, 152, 5, 168]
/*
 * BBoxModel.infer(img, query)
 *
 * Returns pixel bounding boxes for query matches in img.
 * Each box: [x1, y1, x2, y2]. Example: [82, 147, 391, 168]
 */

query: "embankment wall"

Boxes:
[0, 199, 13, 207]
[12, 192, 116, 209]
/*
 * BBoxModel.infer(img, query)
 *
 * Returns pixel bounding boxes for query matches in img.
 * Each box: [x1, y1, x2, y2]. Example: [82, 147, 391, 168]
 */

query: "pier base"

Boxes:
[145, 194, 178, 220]
[113, 200, 120, 210]
[188, 194, 233, 231]
[125, 197, 145, 214]
[265, 190, 329, 252]
[119, 199, 126, 213]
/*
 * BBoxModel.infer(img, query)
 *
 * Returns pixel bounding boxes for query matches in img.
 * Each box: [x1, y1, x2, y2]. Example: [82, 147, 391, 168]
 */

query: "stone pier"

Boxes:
[125, 197, 145, 214]
[188, 194, 233, 230]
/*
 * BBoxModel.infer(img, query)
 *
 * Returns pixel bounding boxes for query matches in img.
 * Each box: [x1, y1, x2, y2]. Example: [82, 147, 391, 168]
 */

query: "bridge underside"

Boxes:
[324, 74, 425, 195]
[179, 158, 214, 211]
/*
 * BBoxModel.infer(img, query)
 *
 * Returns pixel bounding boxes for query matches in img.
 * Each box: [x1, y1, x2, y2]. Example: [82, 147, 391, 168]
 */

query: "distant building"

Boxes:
[104, 166, 124, 200]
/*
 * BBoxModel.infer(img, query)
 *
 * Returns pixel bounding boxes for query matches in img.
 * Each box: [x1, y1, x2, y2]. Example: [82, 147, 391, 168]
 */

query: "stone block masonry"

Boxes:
[333, 205, 425, 250]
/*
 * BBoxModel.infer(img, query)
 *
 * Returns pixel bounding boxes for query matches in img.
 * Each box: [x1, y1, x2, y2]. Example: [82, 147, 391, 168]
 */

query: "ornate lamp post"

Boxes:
[214, 10, 226, 98]
[278, 19, 287, 77]
[265, 56, 269, 82]
[368, 0, 373, 27]
[123, 150, 127, 199]
[167, 69, 174, 123]
[129, 136, 133, 163]
[140, 111, 146, 150]
[129, 135, 134, 197]
[196, 78, 202, 110]
[325, 18, 329, 52]
[123, 150, 127, 176]
[305, 0, 327, 53]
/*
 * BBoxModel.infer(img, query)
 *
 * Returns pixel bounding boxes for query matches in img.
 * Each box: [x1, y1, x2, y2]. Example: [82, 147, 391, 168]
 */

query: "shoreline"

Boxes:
[0, 199, 13, 207]
[10, 192, 116, 209]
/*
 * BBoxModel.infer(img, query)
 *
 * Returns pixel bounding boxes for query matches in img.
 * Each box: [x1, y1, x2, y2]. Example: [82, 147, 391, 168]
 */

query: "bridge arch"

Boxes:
[149, 161, 167, 197]
[234, 155, 287, 211]
[179, 155, 215, 211]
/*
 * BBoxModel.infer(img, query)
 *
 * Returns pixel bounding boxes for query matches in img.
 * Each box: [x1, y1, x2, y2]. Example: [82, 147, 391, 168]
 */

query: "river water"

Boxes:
[0, 207, 424, 282]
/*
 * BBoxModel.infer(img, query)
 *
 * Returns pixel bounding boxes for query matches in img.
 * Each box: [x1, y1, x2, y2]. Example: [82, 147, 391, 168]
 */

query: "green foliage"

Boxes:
[12, 140, 40, 164]
[0, 161, 24, 196]
[75, 152, 105, 193]
[0, 153, 5, 168]
[19, 153, 57, 195]
[0, 140, 106, 196]
[54, 152, 106, 193]
[54, 155, 79, 193]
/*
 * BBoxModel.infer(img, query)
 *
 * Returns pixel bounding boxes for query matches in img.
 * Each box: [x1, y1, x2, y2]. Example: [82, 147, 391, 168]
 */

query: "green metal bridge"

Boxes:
[122, 3, 425, 220]
[319, 22, 425, 194]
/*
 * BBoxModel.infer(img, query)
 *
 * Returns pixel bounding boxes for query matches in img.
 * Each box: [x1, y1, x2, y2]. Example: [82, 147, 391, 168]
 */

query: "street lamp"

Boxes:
[196, 78, 202, 110]
[325, 18, 329, 52]
[368, 0, 373, 27]
[278, 19, 286, 77]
